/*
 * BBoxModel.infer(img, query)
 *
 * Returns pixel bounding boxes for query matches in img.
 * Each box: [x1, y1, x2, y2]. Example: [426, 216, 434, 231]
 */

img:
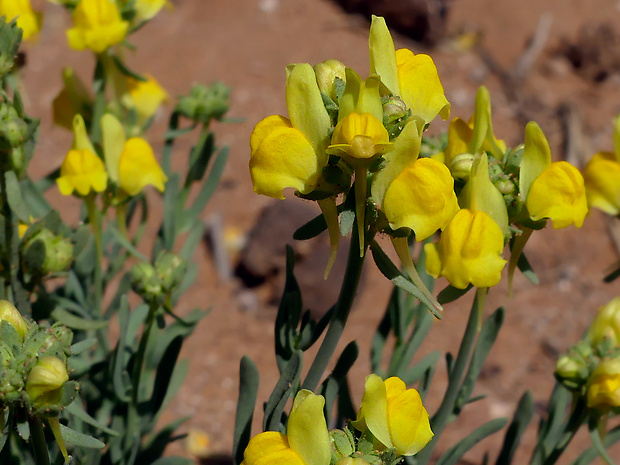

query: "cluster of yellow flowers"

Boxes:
[56, 113, 166, 199]
[241, 375, 432, 464]
[249, 16, 588, 297]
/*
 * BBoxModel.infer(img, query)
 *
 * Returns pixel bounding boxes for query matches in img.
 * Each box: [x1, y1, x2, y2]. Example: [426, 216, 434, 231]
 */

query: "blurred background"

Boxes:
[19, 0, 620, 462]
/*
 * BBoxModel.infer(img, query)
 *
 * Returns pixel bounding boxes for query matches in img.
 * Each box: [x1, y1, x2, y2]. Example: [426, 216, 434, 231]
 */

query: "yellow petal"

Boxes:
[250, 126, 321, 199]
[339, 70, 383, 123]
[118, 138, 167, 196]
[459, 153, 509, 236]
[57, 148, 108, 196]
[286, 63, 331, 159]
[287, 390, 331, 465]
[583, 152, 620, 216]
[134, 0, 168, 21]
[101, 113, 126, 183]
[369, 15, 399, 96]
[122, 74, 168, 123]
[520, 121, 552, 199]
[424, 209, 506, 289]
[383, 157, 458, 239]
[0, 0, 41, 41]
[395, 49, 450, 123]
[67, 0, 128, 53]
[72, 114, 97, 154]
[243, 432, 305, 465]
[385, 380, 433, 456]
[358, 374, 393, 449]
[328, 112, 391, 160]
[250, 115, 291, 155]
[526, 161, 588, 228]
[443, 118, 472, 168]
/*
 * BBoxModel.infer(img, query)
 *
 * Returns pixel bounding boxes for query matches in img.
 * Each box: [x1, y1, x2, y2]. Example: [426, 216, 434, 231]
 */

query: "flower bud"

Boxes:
[131, 262, 162, 300]
[449, 153, 474, 180]
[587, 358, 620, 411]
[176, 83, 230, 124]
[155, 252, 186, 292]
[23, 229, 73, 275]
[0, 300, 29, 341]
[382, 97, 407, 124]
[314, 59, 346, 102]
[555, 354, 589, 390]
[0, 103, 28, 151]
[587, 297, 620, 349]
[26, 356, 69, 406]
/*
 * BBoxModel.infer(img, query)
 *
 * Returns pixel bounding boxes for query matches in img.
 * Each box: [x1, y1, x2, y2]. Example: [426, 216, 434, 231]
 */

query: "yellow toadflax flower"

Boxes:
[66, 0, 129, 53]
[587, 358, 620, 411]
[101, 113, 167, 196]
[0, 0, 41, 41]
[134, 0, 170, 22]
[121, 74, 168, 125]
[583, 115, 620, 216]
[328, 112, 391, 162]
[57, 148, 108, 196]
[369, 15, 449, 125]
[425, 209, 507, 289]
[354, 374, 433, 457]
[241, 390, 331, 465]
[26, 356, 69, 406]
[520, 122, 588, 229]
[586, 297, 620, 348]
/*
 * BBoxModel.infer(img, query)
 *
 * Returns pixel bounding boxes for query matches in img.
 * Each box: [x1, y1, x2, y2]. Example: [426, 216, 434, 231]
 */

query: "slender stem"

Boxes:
[29, 416, 50, 465]
[354, 167, 367, 257]
[507, 227, 533, 296]
[116, 202, 129, 240]
[415, 290, 483, 464]
[317, 197, 340, 280]
[84, 194, 103, 264]
[131, 301, 158, 402]
[302, 226, 365, 391]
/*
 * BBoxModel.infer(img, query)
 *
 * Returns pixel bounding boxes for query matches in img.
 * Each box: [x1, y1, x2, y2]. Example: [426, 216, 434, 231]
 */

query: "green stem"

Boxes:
[354, 166, 367, 257]
[535, 397, 587, 465]
[415, 290, 483, 464]
[116, 202, 129, 240]
[28, 416, 50, 465]
[317, 197, 340, 280]
[131, 301, 158, 402]
[302, 226, 365, 391]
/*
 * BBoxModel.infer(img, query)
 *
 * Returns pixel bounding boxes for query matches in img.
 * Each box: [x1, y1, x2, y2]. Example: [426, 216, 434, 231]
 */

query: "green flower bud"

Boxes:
[555, 354, 589, 390]
[314, 59, 346, 102]
[450, 153, 474, 180]
[23, 229, 73, 275]
[495, 177, 516, 195]
[382, 97, 407, 124]
[26, 356, 69, 407]
[155, 252, 186, 292]
[176, 83, 230, 124]
[0, 300, 29, 341]
[0, 103, 28, 151]
[131, 262, 162, 300]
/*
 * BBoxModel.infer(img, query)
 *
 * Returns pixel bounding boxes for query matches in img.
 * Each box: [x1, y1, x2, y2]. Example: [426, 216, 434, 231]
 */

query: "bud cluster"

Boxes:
[130, 252, 187, 302]
[555, 298, 620, 413]
[176, 83, 231, 125]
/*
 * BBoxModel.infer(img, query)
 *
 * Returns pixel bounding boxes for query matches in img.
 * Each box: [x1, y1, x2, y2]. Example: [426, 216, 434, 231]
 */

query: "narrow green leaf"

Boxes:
[59, 424, 105, 449]
[401, 351, 440, 386]
[587, 416, 616, 465]
[436, 418, 507, 465]
[162, 173, 179, 251]
[65, 400, 119, 436]
[51, 307, 108, 330]
[112, 297, 131, 402]
[111, 55, 147, 81]
[185, 146, 230, 223]
[69, 338, 97, 355]
[517, 252, 539, 284]
[438, 284, 473, 304]
[150, 458, 193, 465]
[234, 356, 260, 465]
[108, 224, 148, 261]
[264, 351, 302, 432]
[5, 171, 30, 222]
[370, 241, 440, 318]
[20, 177, 52, 217]
[495, 391, 534, 465]
[293, 212, 328, 241]
[572, 425, 620, 465]
[184, 131, 214, 188]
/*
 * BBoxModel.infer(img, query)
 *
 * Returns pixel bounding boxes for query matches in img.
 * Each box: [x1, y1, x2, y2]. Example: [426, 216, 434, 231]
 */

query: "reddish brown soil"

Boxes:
[20, 0, 620, 463]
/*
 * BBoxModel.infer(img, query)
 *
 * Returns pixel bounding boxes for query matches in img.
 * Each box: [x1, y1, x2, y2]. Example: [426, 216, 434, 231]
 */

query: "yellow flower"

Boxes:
[121, 74, 168, 125]
[354, 374, 433, 457]
[134, 0, 170, 22]
[57, 148, 108, 196]
[583, 152, 620, 216]
[327, 112, 392, 162]
[241, 390, 331, 465]
[382, 156, 458, 240]
[521, 122, 588, 228]
[0, 300, 29, 341]
[118, 138, 167, 195]
[587, 297, 620, 348]
[0, 0, 41, 41]
[425, 209, 507, 289]
[101, 113, 167, 195]
[66, 0, 129, 53]
[587, 358, 620, 411]
[26, 356, 69, 405]
[250, 63, 331, 199]
[369, 15, 449, 124]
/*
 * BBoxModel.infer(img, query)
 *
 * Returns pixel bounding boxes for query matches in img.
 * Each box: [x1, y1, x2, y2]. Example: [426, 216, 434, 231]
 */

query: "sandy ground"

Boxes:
[17, 0, 620, 463]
